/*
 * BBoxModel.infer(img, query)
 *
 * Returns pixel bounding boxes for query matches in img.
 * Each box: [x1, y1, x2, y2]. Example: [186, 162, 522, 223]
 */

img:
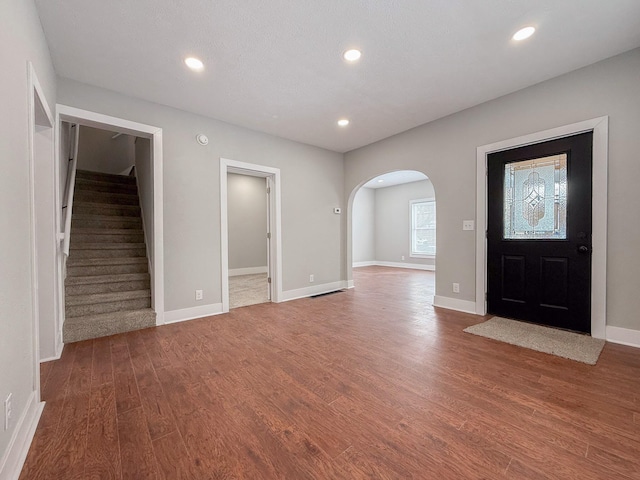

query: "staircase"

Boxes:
[64, 170, 156, 343]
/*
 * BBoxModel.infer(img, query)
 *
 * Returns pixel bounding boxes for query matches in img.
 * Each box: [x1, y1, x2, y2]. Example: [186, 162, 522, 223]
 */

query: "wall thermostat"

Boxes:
[334, 207, 341, 214]
[196, 134, 209, 146]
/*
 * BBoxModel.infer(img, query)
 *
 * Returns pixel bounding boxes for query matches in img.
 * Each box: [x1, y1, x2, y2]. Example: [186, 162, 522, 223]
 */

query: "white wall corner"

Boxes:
[0, 391, 44, 480]
[279, 281, 349, 303]
[606, 326, 640, 349]
[433, 295, 478, 315]
[163, 303, 223, 324]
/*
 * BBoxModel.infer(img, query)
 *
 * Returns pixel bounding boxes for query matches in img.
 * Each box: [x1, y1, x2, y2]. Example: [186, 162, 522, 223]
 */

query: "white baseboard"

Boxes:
[0, 391, 44, 480]
[40, 336, 64, 363]
[353, 261, 377, 267]
[346, 280, 355, 289]
[229, 266, 268, 277]
[164, 303, 224, 324]
[280, 281, 349, 303]
[433, 295, 477, 314]
[353, 261, 435, 271]
[606, 326, 640, 349]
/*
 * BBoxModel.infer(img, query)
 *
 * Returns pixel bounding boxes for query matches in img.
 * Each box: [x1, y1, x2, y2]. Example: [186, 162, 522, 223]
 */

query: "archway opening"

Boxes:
[349, 170, 436, 304]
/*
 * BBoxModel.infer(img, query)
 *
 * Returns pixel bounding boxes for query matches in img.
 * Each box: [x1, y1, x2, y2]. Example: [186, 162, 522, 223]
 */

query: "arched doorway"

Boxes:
[348, 170, 436, 304]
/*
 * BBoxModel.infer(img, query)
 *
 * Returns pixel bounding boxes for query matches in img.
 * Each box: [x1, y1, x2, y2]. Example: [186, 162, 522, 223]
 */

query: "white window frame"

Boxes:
[410, 198, 436, 258]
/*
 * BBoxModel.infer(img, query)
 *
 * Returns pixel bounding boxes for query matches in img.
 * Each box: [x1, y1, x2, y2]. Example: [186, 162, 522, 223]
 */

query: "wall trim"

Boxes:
[433, 295, 477, 315]
[352, 261, 377, 267]
[476, 116, 609, 339]
[229, 266, 268, 277]
[164, 303, 224, 324]
[56, 105, 165, 326]
[280, 281, 349, 303]
[0, 391, 43, 480]
[606, 326, 640, 349]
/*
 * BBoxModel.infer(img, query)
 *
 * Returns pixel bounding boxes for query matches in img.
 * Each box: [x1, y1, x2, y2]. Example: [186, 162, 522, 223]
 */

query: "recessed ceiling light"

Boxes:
[343, 49, 362, 62]
[512, 26, 535, 41]
[377, 179, 384, 183]
[337, 119, 350, 127]
[184, 57, 204, 71]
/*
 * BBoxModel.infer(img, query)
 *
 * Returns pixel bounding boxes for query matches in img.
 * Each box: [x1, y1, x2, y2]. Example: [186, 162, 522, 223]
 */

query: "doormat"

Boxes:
[463, 316, 605, 365]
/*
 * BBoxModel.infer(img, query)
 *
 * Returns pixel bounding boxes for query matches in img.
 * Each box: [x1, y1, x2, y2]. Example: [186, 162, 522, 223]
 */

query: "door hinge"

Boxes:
[485, 292, 488, 301]
[267, 232, 271, 239]
[485, 230, 488, 238]
[267, 277, 272, 284]
[266, 187, 271, 194]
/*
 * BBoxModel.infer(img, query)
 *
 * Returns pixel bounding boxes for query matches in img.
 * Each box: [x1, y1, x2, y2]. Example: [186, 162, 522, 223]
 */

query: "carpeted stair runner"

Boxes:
[64, 170, 156, 343]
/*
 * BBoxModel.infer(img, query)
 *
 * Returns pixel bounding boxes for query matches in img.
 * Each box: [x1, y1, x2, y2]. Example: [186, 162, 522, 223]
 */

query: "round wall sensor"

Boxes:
[196, 134, 209, 146]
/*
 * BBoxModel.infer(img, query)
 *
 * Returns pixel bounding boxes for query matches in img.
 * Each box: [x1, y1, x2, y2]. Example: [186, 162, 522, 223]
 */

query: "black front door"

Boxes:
[487, 132, 593, 333]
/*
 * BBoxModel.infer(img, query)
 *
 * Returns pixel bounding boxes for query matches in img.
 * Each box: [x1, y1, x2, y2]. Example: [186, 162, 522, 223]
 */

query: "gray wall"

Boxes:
[345, 48, 640, 331]
[57, 78, 344, 311]
[134, 138, 154, 267]
[352, 187, 375, 263]
[77, 125, 135, 174]
[0, 0, 57, 465]
[227, 174, 268, 271]
[374, 180, 435, 268]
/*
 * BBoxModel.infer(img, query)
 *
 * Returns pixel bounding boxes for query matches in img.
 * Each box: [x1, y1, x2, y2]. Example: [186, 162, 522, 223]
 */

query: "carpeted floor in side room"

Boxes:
[229, 273, 269, 309]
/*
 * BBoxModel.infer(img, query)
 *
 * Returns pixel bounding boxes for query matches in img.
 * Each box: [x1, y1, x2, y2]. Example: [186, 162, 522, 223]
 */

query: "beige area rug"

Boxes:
[229, 273, 269, 309]
[464, 316, 606, 365]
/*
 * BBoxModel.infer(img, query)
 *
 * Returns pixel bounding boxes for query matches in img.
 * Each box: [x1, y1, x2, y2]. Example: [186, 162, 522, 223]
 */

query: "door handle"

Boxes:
[577, 245, 591, 254]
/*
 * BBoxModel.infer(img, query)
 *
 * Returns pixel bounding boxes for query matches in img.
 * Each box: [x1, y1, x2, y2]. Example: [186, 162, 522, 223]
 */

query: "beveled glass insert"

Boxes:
[504, 154, 567, 239]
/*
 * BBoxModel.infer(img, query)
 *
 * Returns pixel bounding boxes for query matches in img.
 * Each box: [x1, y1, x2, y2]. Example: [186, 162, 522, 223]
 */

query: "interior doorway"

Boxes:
[220, 158, 282, 313]
[56, 106, 165, 327]
[349, 170, 436, 303]
[227, 173, 270, 308]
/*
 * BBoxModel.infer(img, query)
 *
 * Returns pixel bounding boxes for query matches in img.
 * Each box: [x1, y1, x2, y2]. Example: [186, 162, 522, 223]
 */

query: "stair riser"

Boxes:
[73, 204, 141, 217]
[72, 218, 142, 230]
[76, 171, 136, 185]
[71, 233, 145, 244]
[75, 181, 138, 195]
[65, 279, 150, 296]
[66, 298, 151, 318]
[63, 310, 156, 343]
[68, 248, 147, 259]
[75, 191, 139, 206]
[67, 263, 148, 276]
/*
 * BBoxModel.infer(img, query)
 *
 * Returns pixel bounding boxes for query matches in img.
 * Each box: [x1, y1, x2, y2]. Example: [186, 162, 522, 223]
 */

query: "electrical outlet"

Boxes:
[452, 283, 460, 294]
[309, 274, 314, 283]
[195, 289, 203, 301]
[401, 256, 405, 261]
[463, 220, 475, 231]
[4, 393, 12, 431]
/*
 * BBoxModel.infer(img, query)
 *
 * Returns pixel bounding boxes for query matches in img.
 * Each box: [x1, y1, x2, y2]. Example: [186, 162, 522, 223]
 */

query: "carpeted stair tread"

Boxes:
[65, 272, 150, 285]
[66, 289, 151, 306]
[70, 242, 147, 250]
[70, 232, 145, 244]
[63, 308, 156, 343]
[67, 256, 148, 267]
[71, 214, 142, 230]
[72, 202, 141, 217]
[69, 247, 147, 259]
[66, 278, 150, 296]
[74, 190, 140, 206]
[75, 178, 138, 195]
[67, 263, 148, 276]
[70, 227, 144, 235]
[76, 169, 137, 185]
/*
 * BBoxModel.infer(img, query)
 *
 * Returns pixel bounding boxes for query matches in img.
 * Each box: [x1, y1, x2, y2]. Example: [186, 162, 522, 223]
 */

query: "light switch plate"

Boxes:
[463, 220, 475, 231]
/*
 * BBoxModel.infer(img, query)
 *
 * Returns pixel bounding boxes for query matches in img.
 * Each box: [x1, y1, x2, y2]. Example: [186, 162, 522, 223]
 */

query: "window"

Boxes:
[410, 199, 436, 257]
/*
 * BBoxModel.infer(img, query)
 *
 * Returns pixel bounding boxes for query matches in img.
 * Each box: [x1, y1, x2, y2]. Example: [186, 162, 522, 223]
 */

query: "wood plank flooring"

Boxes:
[20, 266, 640, 479]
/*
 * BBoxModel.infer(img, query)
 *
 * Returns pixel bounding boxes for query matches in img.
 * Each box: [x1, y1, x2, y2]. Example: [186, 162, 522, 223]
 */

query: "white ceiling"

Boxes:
[35, 1, 640, 153]
[363, 171, 428, 189]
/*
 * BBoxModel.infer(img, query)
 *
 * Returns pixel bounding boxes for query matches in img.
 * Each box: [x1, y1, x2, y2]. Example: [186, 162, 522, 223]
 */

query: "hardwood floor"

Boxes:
[20, 266, 640, 479]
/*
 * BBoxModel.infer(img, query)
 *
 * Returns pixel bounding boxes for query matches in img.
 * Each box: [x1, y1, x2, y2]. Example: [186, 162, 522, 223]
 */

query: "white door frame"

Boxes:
[475, 116, 608, 339]
[55, 105, 165, 325]
[220, 158, 282, 312]
[27, 63, 55, 397]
